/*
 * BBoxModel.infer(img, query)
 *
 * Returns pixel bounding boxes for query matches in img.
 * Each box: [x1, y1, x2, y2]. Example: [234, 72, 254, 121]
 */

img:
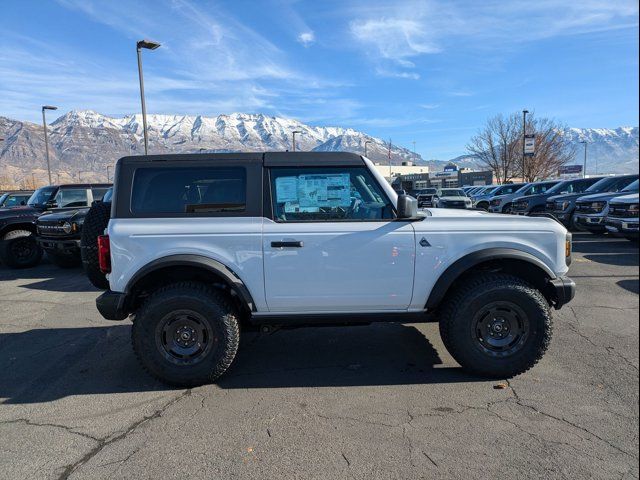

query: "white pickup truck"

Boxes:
[96, 152, 575, 386]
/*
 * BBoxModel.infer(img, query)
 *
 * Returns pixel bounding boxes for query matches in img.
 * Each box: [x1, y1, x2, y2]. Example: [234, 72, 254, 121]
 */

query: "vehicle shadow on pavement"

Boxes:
[0, 323, 478, 404]
[0, 264, 99, 293]
[584, 253, 639, 267]
[617, 279, 639, 294]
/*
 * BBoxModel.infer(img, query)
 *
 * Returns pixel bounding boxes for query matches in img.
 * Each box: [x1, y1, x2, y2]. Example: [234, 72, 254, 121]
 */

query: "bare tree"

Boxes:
[522, 116, 575, 182]
[468, 112, 576, 183]
[466, 113, 521, 184]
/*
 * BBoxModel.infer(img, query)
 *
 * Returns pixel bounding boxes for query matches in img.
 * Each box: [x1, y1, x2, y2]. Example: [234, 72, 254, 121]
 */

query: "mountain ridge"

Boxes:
[1, 111, 638, 187]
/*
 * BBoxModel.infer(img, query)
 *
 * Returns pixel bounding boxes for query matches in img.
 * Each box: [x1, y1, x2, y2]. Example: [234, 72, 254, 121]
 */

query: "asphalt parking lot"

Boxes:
[0, 232, 638, 480]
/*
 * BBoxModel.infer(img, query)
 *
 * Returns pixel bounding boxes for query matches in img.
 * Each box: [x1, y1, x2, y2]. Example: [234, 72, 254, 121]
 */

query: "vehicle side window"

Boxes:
[131, 167, 246, 215]
[4, 195, 28, 207]
[269, 167, 394, 222]
[54, 188, 89, 208]
[92, 188, 109, 201]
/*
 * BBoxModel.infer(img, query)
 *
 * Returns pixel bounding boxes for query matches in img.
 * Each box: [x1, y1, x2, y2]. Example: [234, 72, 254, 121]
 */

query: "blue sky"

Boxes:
[1, 0, 638, 159]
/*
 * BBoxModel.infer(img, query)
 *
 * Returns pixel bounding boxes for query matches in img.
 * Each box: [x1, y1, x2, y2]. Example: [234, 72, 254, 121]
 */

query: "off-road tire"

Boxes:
[0, 230, 43, 268]
[476, 202, 489, 211]
[439, 273, 552, 378]
[132, 282, 240, 387]
[47, 251, 82, 268]
[502, 203, 513, 214]
[80, 201, 111, 289]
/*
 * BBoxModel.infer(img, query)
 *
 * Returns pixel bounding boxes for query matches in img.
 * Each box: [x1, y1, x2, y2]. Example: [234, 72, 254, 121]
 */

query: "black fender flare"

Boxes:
[425, 248, 556, 309]
[125, 254, 256, 311]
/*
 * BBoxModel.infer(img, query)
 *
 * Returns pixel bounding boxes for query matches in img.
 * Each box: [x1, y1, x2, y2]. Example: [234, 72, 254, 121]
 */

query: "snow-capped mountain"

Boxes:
[0, 111, 425, 186]
[0, 110, 637, 188]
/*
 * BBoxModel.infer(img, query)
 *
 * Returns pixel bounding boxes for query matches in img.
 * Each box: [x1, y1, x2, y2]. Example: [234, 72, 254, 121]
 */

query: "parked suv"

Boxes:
[36, 188, 113, 268]
[414, 188, 439, 208]
[487, 183, 529, 214]
[0, 191, 33, 209]
[510, 180, 563, 215]
[433, 188, 472, 209]
[605, 193, 639, 241]
[96, 152, 574, 387]
[575, 180, 640, 233]
[0, 183, 111, 268]
[545, 174, 638, 230]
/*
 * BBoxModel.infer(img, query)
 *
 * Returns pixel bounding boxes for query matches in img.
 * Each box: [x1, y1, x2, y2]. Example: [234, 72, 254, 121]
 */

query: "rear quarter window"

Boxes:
[131, 167, 247, 215]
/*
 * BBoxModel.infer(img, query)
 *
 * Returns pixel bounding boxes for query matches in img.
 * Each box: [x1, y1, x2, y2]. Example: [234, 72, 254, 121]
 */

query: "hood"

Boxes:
[547, 192, 585, 203]
[0, 205, 39, 220]
[609, 193, 639, 205]
[514, 194, 546, 203]
[439, 195, 469, 201]
[37, 207, 90, 223]
[576, 191, 631, 203]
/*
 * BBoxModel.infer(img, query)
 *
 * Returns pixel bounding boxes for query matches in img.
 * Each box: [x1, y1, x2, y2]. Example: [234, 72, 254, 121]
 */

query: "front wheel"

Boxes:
[439, 273, 552, 378]
[132, 282, 240, 386]
[0, 230, 43, 268]
[502, 203, 513, 214]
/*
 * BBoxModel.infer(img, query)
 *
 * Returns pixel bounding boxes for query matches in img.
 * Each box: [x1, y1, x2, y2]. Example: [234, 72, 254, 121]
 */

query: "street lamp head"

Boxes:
[523, 109, 529, 114]
[137, 39, 161, 50]
[292, 130, 303, 134]
[42, 105, 58, 111]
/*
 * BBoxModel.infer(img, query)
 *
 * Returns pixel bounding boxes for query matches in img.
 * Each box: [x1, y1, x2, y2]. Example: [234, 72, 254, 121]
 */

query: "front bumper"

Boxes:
[548, 276, 576, 310]
[574, 214, 606, 231]
[96, 291, 129, 320]
[605, 217, 639, 238]
[36, 237, 81, 254]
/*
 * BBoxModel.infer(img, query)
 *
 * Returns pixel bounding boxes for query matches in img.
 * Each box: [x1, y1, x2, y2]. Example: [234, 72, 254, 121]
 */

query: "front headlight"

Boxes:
[556, 201, 570, 211]
[629, 204, 639, 213]
[62, 222, 73, 234]
[519, 201, 529, 209]
[591, 201, 607, 213]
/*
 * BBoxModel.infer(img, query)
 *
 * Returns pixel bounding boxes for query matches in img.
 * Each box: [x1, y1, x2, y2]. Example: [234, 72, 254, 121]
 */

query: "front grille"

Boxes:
[37, 222, 68, 237]
[442, 201, 466, 208]
[609, 205, 638, 218]
[512, 202, 527, 211]
[576, 202, 602, 214]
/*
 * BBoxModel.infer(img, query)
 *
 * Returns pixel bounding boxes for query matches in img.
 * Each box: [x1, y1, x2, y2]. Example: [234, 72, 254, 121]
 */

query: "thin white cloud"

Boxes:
[298, 31, 315, 47]
[420, 103, 440, 109]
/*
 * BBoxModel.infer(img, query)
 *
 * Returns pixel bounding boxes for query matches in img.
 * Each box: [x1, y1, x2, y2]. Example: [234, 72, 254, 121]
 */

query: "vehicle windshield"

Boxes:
[586, 176, 638, 194]
[622, 179, 639, 192]
[527, 181, 560, 195]
[102, 188, 113, 202]
[440, 189, 466, 197]
[27, 186, 57, 207]
[514, 183, 531, 194]
[416, 188, 437, 195]
[0, 194, 7, 205]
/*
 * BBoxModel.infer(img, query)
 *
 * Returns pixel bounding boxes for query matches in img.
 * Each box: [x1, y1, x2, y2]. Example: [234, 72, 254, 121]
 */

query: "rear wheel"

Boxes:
[0, 230, 43, 269]
[132, 282, 240, 386]
[439, 273, 552, 378]
[81, 202, 111, 289]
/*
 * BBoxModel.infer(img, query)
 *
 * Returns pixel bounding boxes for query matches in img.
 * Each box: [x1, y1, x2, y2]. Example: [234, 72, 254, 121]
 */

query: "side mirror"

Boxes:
[397, 194, 418, 219]
[45, 200, 58, 209]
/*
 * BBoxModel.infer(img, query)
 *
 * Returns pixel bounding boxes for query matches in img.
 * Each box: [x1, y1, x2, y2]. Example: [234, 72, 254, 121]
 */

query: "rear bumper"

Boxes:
[548, 276, 576, 310]
[96, 291, 129, 320]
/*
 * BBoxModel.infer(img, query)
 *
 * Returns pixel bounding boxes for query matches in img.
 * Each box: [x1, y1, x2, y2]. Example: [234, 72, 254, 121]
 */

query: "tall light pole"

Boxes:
[136, 39, 161, 155]
[580, 141, 588, 178]
[412, 140, 416, 162]
[106, 165, 112, 182]
[522, 109, 529, 181]
[388, 138, 392, 178]
[364, 140, 373, 157]
[42, 105, 58, 185]
[291, 130, 303, 152]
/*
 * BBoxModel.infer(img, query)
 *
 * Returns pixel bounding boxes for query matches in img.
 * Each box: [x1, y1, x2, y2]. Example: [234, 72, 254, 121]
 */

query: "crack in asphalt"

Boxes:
[0, 418, 99, 442]
[57, 389, 192, 479]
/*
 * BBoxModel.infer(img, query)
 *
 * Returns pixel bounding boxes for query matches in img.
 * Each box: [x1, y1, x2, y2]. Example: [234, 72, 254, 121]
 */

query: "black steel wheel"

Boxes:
[472, 301, 529, 357]
[439, 272, 552, 378]
[156, 310, 217, 366]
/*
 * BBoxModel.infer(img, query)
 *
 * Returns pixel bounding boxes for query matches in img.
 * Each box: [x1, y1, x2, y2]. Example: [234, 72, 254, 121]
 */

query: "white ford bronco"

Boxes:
[96, 152, 575, 386]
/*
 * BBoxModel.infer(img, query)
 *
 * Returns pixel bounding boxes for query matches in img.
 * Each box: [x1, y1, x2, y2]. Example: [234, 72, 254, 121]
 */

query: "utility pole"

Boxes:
[106, 165, 112, 182]
[388, 138, 392, 178]
[42, 105, 58, 185]
[412, 140, 416, 162]
[291, 130, 303, 152]
[522, 110, 528, 182]
[136, 39, 161, 155]
[364, 140, 373, 157]
[580, 141, 588, 178]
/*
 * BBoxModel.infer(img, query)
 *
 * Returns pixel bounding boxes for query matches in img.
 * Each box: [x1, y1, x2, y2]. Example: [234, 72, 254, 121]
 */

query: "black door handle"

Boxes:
[271, 241, 304, 248]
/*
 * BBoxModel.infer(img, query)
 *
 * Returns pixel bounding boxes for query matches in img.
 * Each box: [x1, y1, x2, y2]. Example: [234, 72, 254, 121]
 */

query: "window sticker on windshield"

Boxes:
[298, 174, 351, 208]
[275, 176, 298, 202]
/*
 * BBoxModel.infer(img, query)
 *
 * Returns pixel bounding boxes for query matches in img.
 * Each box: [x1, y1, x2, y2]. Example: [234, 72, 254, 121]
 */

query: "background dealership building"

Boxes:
[373, 162, 494, 192]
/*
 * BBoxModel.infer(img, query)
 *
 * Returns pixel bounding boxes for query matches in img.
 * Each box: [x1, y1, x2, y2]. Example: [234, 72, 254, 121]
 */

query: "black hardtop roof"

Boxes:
[116, 151, 365, 168]
[1, 190, 34, 194]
